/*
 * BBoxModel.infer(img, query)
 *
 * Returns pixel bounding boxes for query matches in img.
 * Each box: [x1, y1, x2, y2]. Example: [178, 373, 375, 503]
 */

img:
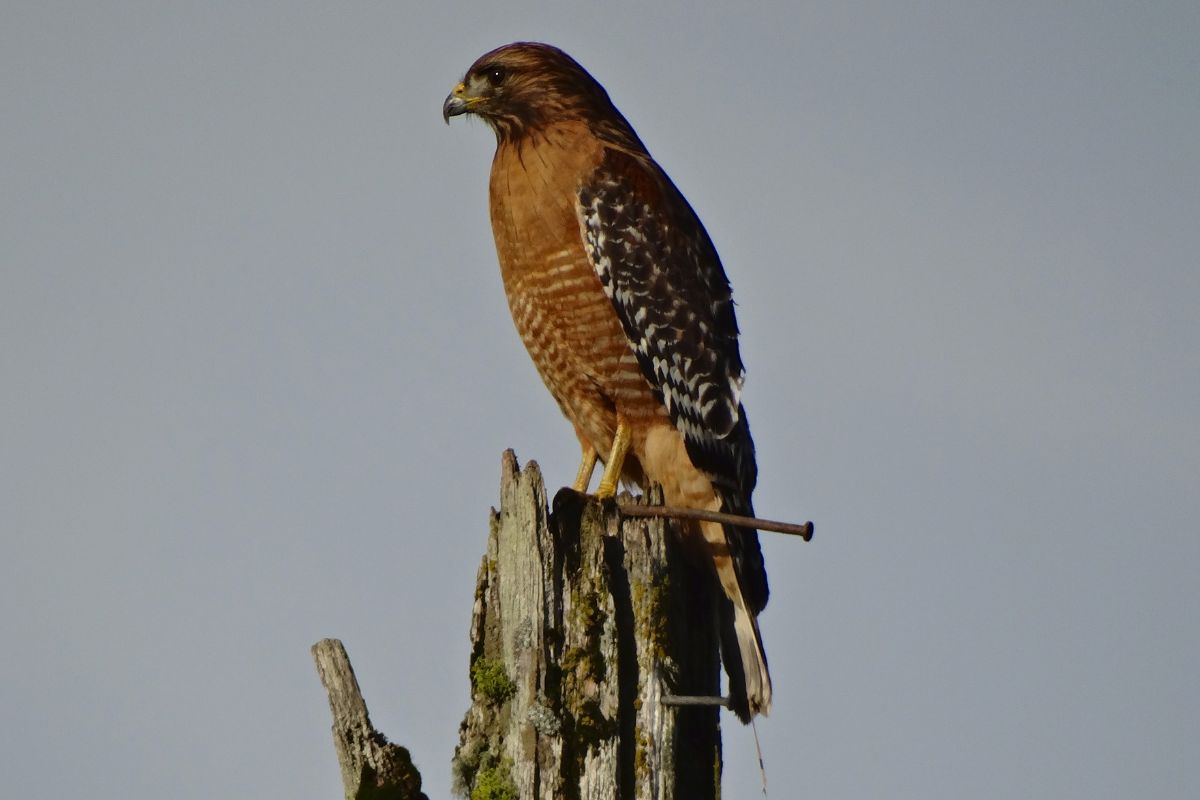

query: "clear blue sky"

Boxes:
[3, 3, 1197, 798]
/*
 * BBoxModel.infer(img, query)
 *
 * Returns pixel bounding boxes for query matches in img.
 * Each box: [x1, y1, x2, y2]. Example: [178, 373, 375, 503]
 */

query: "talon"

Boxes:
[595, 418, 631, 499]
[572, 444, 598, 493]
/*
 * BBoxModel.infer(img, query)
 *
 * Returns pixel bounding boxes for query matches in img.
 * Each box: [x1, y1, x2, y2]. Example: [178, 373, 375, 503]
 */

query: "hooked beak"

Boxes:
[442, 82, 472, 124]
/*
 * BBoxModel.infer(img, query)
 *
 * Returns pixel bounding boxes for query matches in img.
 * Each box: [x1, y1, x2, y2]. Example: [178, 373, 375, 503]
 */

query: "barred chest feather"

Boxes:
[488, 123, 664, 454]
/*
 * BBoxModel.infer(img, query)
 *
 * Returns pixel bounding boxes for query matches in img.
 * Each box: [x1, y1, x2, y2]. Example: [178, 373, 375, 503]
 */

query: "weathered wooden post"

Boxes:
[315, 450, 727, 799]
[452, 451, 723, 800]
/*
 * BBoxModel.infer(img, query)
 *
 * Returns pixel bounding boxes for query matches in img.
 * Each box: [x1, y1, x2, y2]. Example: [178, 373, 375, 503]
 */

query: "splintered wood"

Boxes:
[452, 451, 723, 800]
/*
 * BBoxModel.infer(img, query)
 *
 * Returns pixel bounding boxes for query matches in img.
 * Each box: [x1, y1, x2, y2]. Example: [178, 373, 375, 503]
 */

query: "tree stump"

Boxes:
[452, 451, 723, 800]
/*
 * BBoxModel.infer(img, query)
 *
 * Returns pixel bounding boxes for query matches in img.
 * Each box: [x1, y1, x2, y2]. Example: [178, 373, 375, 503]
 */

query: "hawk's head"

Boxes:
[443, 42, 625, 142]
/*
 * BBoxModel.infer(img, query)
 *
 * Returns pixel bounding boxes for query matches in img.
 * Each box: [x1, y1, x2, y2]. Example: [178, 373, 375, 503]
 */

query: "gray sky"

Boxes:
[3, 2, 1198, 798]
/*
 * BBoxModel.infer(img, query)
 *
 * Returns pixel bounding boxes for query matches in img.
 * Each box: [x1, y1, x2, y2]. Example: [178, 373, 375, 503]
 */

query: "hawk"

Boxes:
[443, 42, 771, 721]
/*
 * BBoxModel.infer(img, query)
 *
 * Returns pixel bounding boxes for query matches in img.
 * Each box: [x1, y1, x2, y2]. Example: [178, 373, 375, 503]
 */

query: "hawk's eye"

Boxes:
[485, 66, 507, 87]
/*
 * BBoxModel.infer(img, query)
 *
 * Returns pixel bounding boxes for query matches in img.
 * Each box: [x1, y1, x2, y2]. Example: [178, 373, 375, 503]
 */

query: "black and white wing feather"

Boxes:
[578, 146, 766, 611]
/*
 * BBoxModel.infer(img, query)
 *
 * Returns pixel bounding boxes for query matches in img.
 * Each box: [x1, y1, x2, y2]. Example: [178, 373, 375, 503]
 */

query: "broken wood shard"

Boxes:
[312, 638, 429, 800]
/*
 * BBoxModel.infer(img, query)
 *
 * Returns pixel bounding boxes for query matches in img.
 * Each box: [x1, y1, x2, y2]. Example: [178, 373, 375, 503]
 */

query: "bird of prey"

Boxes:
[443, 42, 770, 721]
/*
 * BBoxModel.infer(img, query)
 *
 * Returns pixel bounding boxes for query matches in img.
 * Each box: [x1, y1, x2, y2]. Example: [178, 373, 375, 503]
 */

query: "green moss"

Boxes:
[352, 741, 424, 800]
[470, 762, 517, 800]
[562, 579, 607, 687]
[451, 738, 492, 797]
[470, 657, 515, 704]
[571, 581, 603, 630]
[559, 645, 584, 673]
[632, 576, 670, 662]
[633, 724, 652, 779]
[572, 698, 618, 746]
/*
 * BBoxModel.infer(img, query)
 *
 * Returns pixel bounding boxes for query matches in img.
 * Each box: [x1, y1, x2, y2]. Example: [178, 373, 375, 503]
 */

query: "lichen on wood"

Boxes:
[452, 451, 723, 800]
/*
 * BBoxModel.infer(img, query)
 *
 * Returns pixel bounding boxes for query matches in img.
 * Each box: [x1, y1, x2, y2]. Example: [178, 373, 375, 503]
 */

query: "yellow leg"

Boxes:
[595, 418, 631, 499]
[572, 444, 598, 493]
